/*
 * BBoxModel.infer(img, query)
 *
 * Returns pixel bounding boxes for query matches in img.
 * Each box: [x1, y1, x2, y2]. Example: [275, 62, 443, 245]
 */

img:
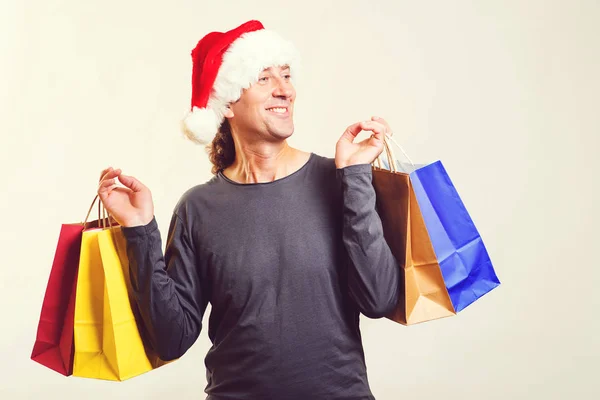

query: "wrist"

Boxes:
[121, 216, 158, 239]
[336, 161, 371, 170]
[123, 215, 154, 228]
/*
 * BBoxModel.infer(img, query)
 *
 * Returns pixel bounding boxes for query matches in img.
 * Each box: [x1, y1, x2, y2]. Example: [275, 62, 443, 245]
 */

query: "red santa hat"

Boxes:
[182, 20, 301, 145]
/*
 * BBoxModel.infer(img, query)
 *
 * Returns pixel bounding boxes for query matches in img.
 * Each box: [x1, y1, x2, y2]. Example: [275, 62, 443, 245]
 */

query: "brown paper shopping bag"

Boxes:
[372, 140, 456, 325]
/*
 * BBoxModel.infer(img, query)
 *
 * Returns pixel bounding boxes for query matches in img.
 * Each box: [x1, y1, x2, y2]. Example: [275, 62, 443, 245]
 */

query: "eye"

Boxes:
[259, 76, 269, 82]
[284, 74, 291, 80]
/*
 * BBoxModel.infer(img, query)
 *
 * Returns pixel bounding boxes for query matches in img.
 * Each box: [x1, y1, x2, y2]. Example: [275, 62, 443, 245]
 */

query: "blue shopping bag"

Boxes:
[381, 137, 500, 312]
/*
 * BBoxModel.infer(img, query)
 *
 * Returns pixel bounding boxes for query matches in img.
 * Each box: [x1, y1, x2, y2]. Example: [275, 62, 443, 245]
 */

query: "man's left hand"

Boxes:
[335, 116, 392, 169]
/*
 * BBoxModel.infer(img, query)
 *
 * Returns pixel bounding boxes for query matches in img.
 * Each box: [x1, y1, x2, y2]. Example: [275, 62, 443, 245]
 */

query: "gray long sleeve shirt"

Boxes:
[121, 153, 400, 400]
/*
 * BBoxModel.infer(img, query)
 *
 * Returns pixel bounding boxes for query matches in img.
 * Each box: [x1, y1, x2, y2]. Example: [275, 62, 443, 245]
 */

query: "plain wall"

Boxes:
[1, 0, 598, 399]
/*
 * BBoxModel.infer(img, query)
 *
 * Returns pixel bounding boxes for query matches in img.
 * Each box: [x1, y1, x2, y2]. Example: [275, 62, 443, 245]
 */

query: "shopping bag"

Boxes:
[72, 203, 167, 381]
[372, 142, 456, 325]
[376, 137, 500, 319]
[410, 160, 500, 312]
[31, 196, 109, 375]
[30, 224, 82, 375]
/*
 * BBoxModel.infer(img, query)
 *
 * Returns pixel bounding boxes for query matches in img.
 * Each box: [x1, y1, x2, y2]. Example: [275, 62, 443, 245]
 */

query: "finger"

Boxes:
[371, 116, 389, 127]
[368, 132, 385, 144]
[344, 120, 385, 137]
[100, 168, 122, 184]
[360, 120, 387, 136]
[98, 178, 117, 197]
[118, 174, 146, 193]
[340, 121, 364, 142]
[99, 178, 115, 188]
[99, 167, 117, 182]
[99, 167, 112, 182]
[112, 186, 133, 195]
[370, 116, 392, 136]
[339, 121, 366, 144]
[372, 131, 385, 142]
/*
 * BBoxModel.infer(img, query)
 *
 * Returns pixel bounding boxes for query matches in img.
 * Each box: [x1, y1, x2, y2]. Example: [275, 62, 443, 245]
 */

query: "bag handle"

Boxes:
[386, 135, 415, 169]
[373, 134, 416, 173]
[81, 194, 115, 230]
[372, 136, 397, 172]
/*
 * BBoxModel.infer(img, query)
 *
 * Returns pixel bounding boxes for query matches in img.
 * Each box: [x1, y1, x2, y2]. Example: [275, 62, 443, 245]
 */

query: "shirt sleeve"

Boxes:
[337, 163, 401, 319]
[121, 212, 209, 361]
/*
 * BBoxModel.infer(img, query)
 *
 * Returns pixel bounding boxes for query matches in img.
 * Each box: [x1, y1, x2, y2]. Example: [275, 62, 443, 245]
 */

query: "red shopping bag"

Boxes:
[30, 223, 82, 375]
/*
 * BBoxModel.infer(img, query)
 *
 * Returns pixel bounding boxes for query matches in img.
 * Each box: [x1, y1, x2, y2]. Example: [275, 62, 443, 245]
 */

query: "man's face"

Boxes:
[226, 65, 296, 142]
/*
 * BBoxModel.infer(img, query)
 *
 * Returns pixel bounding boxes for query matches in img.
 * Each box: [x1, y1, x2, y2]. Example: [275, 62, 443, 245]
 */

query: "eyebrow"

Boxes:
[261, 65, 291, 73]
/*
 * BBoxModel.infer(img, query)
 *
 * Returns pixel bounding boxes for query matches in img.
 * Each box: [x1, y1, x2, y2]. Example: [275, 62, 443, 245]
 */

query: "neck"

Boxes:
[223, 139, 302, 184]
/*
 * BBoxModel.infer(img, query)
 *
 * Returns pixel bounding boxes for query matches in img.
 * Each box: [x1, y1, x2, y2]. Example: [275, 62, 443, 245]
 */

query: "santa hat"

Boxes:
[181, 20, 301, 145]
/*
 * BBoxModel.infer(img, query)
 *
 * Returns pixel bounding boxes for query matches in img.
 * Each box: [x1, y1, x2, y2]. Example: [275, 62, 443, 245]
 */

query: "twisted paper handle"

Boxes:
[373, 134, 416, 172]
[80, 193, 124, 271]
[81, 194, 115, 230]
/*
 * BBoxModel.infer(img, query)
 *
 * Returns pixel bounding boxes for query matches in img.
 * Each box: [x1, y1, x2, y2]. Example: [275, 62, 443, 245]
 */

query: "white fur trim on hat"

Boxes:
[182, 28, 301, 145]
[182, 106, 224, 145]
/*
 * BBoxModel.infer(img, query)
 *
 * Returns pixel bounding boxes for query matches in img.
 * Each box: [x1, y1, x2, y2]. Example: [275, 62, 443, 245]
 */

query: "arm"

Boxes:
[121, 212, 208, 361]
[337, 163, 400, 318]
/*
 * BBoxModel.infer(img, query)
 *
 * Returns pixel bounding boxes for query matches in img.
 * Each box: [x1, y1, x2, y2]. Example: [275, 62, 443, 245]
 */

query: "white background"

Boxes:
[1, 0, 598, 399]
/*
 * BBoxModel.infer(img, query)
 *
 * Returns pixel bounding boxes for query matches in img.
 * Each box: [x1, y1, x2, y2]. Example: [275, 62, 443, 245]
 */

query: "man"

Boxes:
[98, 20, 400, 400]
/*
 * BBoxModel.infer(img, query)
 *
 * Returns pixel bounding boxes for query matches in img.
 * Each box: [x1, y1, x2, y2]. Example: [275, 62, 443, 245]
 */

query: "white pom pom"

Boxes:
[181, 106, 222, 145]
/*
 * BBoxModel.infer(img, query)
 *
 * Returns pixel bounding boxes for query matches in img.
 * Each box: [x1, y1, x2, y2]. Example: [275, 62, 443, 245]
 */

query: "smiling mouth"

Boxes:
[266, 107, 288, 115]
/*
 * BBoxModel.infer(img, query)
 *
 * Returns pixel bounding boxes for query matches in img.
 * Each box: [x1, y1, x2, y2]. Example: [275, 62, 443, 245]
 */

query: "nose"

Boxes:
[272, 77, 294, 99]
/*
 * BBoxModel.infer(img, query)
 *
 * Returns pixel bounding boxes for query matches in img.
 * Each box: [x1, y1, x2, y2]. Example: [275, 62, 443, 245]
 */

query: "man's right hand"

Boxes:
[98, 167, 155, 228]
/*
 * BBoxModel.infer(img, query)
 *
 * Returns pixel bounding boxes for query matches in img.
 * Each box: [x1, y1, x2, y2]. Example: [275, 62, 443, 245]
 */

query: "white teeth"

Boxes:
[268, 107, 286, 114]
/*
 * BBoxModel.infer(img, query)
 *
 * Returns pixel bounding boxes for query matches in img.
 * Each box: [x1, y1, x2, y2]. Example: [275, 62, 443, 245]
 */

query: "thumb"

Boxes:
[118, 173, 145, 193]
[339, 121, 363, 143]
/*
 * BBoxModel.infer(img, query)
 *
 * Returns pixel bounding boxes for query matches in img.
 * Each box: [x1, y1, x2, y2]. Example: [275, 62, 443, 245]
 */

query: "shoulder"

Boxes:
[305, 153, 343, 198]
[309, 152, 337, 174]
[171, 174, 224, 219]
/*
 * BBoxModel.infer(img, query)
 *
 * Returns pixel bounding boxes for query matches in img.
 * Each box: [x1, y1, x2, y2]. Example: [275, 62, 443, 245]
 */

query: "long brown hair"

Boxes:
[207, 119, 236, 175]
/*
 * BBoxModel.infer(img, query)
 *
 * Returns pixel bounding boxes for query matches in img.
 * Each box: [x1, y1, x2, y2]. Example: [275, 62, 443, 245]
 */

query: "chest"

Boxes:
[194, 185, 344, 309]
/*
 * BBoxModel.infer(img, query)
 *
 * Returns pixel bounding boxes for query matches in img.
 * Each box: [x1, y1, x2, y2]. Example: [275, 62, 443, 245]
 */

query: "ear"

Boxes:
[223, 104, 234, 119]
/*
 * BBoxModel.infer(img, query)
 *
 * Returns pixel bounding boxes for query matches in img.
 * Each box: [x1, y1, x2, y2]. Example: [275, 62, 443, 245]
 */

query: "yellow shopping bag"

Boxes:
[73, 199, 167, 381]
